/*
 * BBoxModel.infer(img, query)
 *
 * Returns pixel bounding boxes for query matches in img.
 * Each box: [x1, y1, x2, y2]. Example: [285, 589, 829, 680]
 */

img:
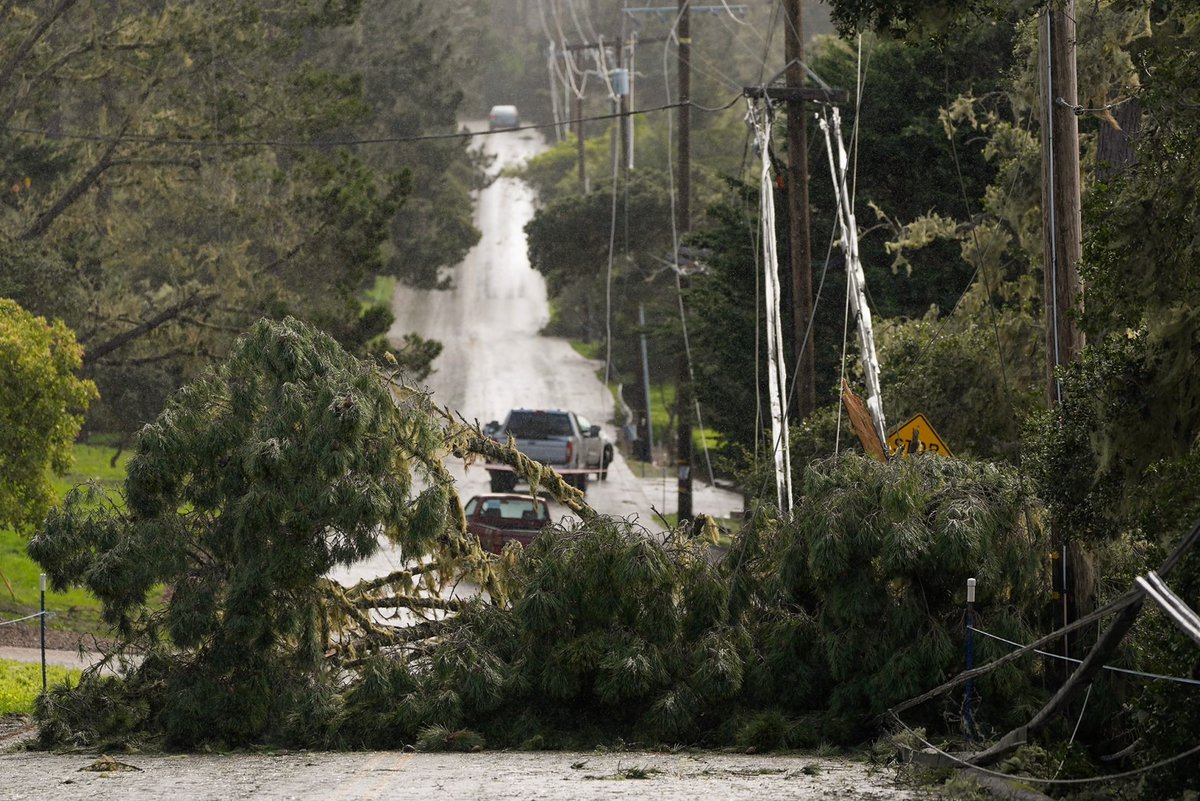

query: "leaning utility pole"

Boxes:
[785, 0, 816, 419]
[675, 0, 693, 523]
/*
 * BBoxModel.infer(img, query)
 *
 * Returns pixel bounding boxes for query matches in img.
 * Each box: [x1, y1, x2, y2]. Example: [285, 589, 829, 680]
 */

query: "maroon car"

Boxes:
[463, 493, 552, 554]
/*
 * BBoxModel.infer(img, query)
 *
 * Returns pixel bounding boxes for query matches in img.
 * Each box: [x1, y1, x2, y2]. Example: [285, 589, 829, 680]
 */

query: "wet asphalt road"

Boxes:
[0, 746, 930, 801]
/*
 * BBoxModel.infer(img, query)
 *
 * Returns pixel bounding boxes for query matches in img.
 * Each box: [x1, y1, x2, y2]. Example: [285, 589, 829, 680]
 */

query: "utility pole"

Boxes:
[562, 41, 600, 193]
[565, 36, 664, 191]
[1039, 0, 1092, 677]
[675, 0, 693, 523]
[617, 40, 629, 172]
[617, 33, 669, 172]
[621, 5, 743, 523]
[574, 92, 587, 192]
[784, 0, 816, 419]
[1039, 3, 1083, 404]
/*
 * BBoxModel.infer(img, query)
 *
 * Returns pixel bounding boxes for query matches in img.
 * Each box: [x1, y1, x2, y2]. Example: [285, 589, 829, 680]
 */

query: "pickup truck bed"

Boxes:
[484, 408, 594, 492]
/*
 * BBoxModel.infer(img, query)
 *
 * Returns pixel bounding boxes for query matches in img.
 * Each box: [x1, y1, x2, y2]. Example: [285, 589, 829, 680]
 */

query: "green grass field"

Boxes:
[360, 275, 397, 309]
[1, 442, 129, 632]
[0, 659, 80, 715]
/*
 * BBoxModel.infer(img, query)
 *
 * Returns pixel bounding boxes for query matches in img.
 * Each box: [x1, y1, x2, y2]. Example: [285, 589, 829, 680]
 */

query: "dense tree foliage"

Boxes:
[679, 25, 1026, 467]
[1020, 9, 1200, 791]
[825, 0, 1038, 39]
[525, 166, 676, 340]
[729, 454, 1050, 741]
[30, 317, 473, 746]
[806, 22, 1013, 316]
[0, 298, 97, 534]
[313, 2, 488, 289]
[336, 518, 739, 748]
[1, 0, 481, 440]
[33, 399, 1049, 751]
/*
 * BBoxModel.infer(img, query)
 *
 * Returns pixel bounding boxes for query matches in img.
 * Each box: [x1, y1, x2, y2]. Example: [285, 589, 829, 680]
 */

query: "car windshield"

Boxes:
[505, 411, 572, 438]
[476, 496, 548, 521]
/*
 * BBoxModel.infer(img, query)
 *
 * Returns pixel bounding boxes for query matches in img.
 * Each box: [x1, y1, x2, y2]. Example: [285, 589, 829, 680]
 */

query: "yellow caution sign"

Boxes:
[889, 413, 953, 458]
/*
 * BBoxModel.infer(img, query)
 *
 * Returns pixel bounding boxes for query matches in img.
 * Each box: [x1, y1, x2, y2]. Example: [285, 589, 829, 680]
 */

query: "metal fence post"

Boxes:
[964, 577, 976, 739]
[40, 573, 47, 692]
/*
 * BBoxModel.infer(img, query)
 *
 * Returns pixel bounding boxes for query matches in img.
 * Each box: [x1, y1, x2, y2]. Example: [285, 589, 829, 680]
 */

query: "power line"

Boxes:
[890, 713, 1200, 787]
[0, 97, 742, 150]
[970, 624, 1200, 686]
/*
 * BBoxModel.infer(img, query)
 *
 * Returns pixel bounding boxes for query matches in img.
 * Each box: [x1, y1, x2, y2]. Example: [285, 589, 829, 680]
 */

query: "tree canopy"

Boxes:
[27, 331, 1050, 753]
[30, 316, 472, 746]
[1, 0, 482, 440]
[0, 298, 96, 534]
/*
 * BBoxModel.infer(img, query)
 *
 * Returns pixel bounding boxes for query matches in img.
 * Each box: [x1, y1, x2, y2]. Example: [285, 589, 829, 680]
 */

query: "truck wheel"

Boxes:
[573, 472, 588, 493]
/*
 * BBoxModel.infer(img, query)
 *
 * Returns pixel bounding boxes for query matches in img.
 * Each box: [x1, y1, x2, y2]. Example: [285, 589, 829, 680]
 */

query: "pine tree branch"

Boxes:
[83, 291, 218, 366]
[353, 595, 468, 612]
[260, 225, 332, 278]
[321, 580, 389, 638]
[94, 347, 211, 368]
[0, 0, 80, 100]
[425, 405, 597, 521]
[332, 619, 446, 662]
[19, 76, 160, 241]
[343, 563, 438, 598]
[2, 38, 95, 123]
[18, 129, 123, 241]
[109, 157, 202, 170]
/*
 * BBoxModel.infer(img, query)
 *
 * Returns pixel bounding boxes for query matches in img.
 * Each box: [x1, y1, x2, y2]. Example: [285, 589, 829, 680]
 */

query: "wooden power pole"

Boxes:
[1039, 3, 1083, 403]
[1039, 1, 1093, 671]
[675, 0, 693, 523]
[785, 0, 816, 419]
[574, 92, 586, 192]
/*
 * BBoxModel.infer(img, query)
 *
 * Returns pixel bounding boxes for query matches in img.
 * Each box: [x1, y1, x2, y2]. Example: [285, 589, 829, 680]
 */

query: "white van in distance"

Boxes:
[488, 104, 519, 130]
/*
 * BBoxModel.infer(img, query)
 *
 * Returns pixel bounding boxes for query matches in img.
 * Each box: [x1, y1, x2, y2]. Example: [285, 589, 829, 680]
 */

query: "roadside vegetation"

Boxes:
[28, 320, 1049, 757]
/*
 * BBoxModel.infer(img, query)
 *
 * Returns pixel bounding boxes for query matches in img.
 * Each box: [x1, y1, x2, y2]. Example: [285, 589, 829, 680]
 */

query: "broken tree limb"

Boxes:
[343, 563, 438, 599]
[331, 619, 447, 661]
[83, 291, 218, 366]
[354, 595, 469, 612]
[889, 589, 1143, 717]
[892, 516, 1200, 726]
[967, 516, 1200, 765]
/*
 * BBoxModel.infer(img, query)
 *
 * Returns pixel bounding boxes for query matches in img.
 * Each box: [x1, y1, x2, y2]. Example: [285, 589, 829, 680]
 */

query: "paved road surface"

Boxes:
[330, 122, 740, 587]
[0, 746, 930, 801]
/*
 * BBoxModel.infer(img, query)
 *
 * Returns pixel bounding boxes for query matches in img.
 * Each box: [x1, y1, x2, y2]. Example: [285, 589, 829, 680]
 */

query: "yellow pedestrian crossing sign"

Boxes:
[889, 413, 953, 458]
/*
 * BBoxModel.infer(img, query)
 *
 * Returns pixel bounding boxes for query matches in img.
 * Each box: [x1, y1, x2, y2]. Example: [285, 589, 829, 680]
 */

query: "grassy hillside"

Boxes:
[0, 442, 129, 632]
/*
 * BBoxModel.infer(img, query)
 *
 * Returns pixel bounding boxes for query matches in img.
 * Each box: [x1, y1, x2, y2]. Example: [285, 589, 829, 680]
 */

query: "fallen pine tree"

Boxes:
[29, 316, 1052, 754]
